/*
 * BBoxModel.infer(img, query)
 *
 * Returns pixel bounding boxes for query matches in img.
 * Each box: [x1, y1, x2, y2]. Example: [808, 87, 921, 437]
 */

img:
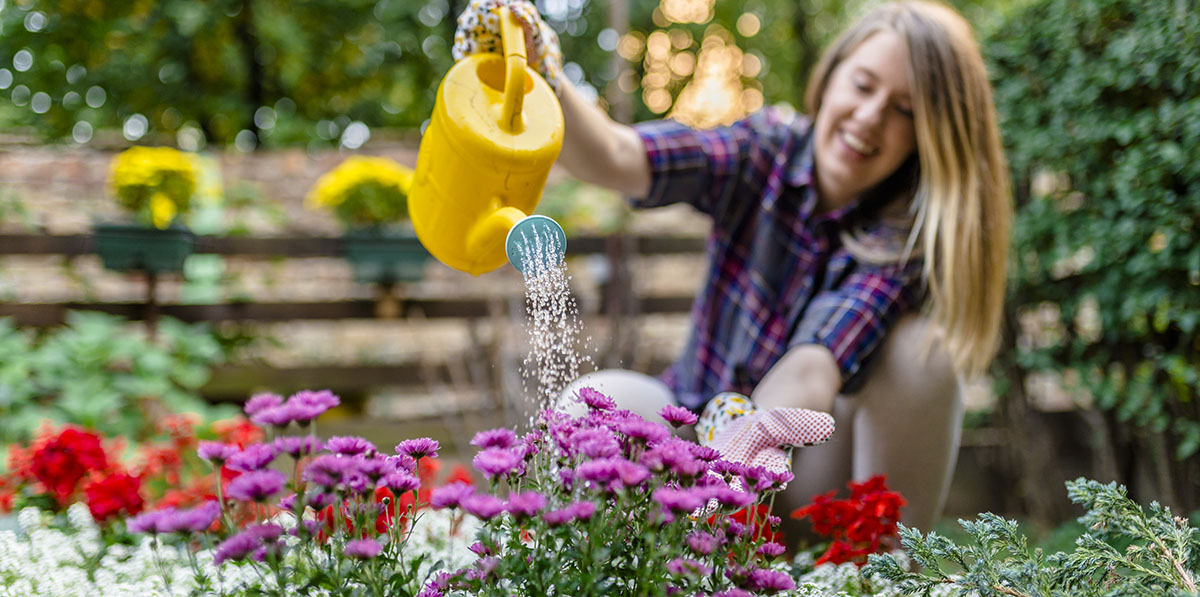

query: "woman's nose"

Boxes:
[852, 93, 888, 127]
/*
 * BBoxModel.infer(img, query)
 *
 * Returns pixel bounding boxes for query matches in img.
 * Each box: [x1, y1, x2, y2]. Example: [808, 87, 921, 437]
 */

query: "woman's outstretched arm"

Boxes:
[555, 81, 652, 198]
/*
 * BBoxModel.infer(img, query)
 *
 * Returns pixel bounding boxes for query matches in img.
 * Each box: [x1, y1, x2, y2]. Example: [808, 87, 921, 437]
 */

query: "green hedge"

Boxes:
[986, 0, 1200, 503]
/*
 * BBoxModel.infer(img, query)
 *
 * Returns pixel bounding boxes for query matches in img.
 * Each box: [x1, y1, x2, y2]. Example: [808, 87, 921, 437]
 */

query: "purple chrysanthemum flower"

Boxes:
[505, 490, 546, 518]
[666, 558, 712, 577]
[417, 572, 453, 597]
[274, 435, 324, 458]
[251, 404, 301, 428]
[558, 468, 575, 491]
[618, 419, 670, 444]
[214, 524, 281, 566]
[569, 501, 596, 521]
[541, 507, 574, 527]
[572, 429, 621, 459]
[461, 494, 505, 520]
[213, 529, 260, 565]
[758, 542, 786, 558]
[712, 486, 756, 509]
[391, 454, 418, 475]
[380, 471, 420, 494]
[614, 460, 651, 488]
[227, 444, 277, 473]
[658, 405, 699, 428]
[747, 568, 796, 592]
[244, 393, 284, 416]
[470, 428, 517, 449]
[468, 542, 491, 556]
[226, 469, 286, 502]
[691, 445, 722, 461]
[279, 493, 298, 511]
[344, 538, 383, 559]
[726, 520, 748, 538]
[303, 454, 357, 488]
[429, 481, 474, 509]
[327, 436, 377, 457]
[687, 531, 721, 555]
[160, 501, 220, 534]
[197, 441, 238, 465]
[577, 387, 615, 410]
[305, 491, 335, 511]
[127, 509, 172, 534]
[286, 390, 340, 423]
[395, 438, 440, 460]
[575, 458, 620, 484]
[345, 470, 374, 494]
[652, 487, 706, 514]
[766, 514, 782, 527]
[708, 460, 745, 477]
[473, 447, 523, 479]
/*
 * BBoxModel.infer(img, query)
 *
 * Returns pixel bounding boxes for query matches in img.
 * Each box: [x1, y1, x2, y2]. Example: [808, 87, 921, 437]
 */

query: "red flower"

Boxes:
[791, 475, 906, 566]
[84, 472, 144, 522]
[213, 417, 264, 448]
[29, 427, 110, 506]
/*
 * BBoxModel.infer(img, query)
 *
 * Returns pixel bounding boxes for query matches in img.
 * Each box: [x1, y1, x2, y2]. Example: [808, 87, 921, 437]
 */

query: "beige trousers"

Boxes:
[558, 315, 963, 534]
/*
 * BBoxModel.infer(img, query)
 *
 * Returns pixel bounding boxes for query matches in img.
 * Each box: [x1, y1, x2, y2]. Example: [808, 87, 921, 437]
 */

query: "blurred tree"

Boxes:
[0, 0, 609, 149]
[986, 0, 1200, 521]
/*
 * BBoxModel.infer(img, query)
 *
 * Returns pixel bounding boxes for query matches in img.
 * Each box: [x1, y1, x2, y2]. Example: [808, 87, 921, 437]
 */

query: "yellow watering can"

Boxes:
[408, 6, 566, 276]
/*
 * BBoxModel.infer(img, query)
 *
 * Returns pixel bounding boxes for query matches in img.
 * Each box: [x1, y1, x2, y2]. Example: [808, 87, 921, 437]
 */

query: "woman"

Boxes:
[453, 0, 1011, 534]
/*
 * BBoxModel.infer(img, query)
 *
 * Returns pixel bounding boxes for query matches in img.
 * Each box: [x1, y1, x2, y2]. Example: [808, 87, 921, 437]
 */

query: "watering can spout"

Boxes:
[466, 209, 565, 276]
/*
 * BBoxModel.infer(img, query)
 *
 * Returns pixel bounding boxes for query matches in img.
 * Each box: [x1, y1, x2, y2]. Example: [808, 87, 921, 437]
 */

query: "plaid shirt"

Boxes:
[633, 108, 924, 411]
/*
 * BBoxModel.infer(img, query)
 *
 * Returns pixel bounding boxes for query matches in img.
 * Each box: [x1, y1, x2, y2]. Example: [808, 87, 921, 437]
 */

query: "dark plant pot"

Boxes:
[341, 228, 431, 285]
[93, 223, 194, 274]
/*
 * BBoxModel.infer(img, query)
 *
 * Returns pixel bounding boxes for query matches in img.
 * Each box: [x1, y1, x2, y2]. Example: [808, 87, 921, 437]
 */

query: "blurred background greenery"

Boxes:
[0, 0, 1196, 528]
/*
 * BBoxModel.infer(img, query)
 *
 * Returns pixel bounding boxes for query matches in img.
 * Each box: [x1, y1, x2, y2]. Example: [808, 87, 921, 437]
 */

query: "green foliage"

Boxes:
[985, 0, 1200, 455]
[0, 312, 233, 448]
[0, 0, 619, 148]
[865, 478, 1200, 596]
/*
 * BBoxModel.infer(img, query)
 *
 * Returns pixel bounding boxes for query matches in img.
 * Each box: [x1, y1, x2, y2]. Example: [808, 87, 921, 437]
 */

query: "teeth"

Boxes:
[841, 131, 875, 155]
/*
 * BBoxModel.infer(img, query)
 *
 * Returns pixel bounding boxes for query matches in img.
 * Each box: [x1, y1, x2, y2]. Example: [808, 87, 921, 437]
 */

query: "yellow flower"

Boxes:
[306, 156, 414, 228]
[109, 146, 198, 228]
[149, 192, 177, 229]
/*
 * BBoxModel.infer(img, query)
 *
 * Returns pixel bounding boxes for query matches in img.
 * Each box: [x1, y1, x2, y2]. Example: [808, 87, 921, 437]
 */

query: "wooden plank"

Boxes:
[0, 233, 706, 258]
[202, 363, 451, 399]
[0, 294, 694, 326]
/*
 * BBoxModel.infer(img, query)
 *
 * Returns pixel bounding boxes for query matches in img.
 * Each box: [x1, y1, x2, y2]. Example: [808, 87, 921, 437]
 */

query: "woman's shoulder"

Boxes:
[741, 105, 814, 149]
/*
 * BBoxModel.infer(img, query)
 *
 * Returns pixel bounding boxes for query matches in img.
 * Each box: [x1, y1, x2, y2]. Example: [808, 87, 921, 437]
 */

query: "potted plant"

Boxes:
[307, 156, 430, 285]
[94, 146, 199, 274]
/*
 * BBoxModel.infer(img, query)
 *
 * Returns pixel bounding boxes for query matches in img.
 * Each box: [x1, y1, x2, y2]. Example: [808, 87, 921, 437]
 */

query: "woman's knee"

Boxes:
[854, 315, 960, 413]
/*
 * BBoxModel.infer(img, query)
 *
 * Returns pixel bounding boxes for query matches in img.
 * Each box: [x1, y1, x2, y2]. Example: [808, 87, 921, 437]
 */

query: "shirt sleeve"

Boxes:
[631, 109, 797, 218]
[789, 260, 924, 394]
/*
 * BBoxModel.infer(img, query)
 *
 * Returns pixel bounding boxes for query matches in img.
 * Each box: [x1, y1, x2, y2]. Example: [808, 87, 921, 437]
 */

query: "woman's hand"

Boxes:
[698, 393, 835, 481]
[452, 0, 564, 90]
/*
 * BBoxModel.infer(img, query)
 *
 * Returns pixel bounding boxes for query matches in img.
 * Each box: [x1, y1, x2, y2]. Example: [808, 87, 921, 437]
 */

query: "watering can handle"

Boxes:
[500, 7, 526, 133]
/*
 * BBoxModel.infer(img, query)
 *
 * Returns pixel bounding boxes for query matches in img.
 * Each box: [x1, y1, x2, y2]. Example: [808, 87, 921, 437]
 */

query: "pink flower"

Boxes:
[658, 405, 699, 428]
[429, 482, 474, 509]
[226, 470, 285, 502]
[470, 428, 517, 449]
[576, 387, 615, 410]
[395, 438, 440, 460]
[243, 393, 284, 416]
[473, 447, 523, 479]
[461, 494, 505, 520]
[344, 538, 383, 559]
[504, 490, 546, 518]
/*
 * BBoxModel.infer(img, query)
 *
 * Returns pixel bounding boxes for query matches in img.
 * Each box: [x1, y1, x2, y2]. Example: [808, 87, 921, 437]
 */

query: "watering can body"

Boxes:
[409, 8, 565, 276]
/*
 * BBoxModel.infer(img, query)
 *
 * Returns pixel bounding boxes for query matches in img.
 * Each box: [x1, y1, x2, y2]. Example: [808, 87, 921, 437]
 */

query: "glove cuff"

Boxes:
[697, 392, 758, 447]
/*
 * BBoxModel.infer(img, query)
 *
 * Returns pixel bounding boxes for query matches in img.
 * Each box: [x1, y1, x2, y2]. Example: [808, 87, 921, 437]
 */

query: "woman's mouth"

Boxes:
[839, 129, 878, 157]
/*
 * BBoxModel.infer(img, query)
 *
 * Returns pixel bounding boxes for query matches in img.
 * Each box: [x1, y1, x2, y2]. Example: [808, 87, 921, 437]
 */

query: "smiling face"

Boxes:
[812, 30, 917, 212]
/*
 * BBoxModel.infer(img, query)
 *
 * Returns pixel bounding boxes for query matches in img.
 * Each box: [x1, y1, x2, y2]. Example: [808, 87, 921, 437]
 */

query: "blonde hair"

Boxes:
[804, 1, 1012, 379]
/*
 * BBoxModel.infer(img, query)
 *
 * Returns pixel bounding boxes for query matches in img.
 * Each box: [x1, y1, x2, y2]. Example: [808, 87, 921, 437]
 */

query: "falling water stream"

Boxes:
[512, 226, 594, 419]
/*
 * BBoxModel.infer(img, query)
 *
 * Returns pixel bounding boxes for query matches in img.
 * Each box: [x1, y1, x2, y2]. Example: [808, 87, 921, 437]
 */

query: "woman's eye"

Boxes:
[853, 82, 871, 93]
[896, 105, 914, 118]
